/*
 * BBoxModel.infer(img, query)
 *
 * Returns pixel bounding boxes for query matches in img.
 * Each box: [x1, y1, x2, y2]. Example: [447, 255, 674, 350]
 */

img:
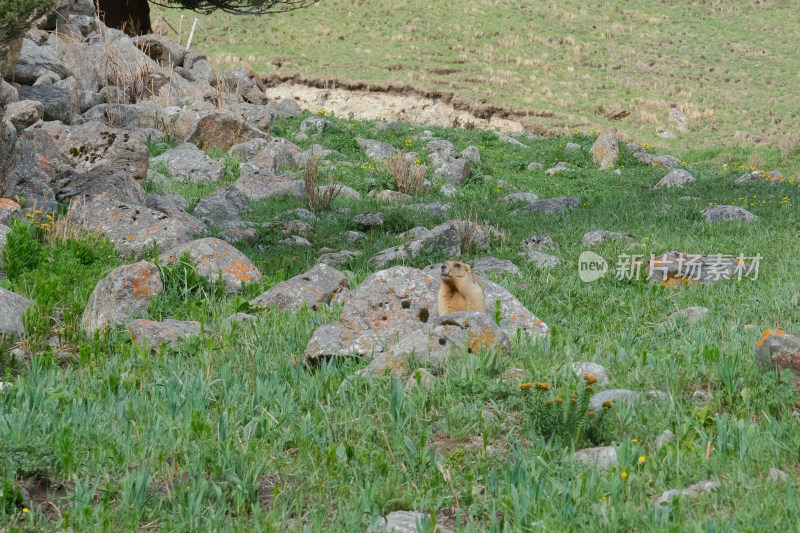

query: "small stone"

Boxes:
[658, 130, 677, 139]
[545, 162, 569, 175]
[702, 205, 758, 223]
[655, 169, 695, 188]
[768, 468, 788, 482]
[500, 368, 525, 383]
[582, 230, 635, 247]
[460, 146, 481, 163]
[522, 234, 557, 250]
[654, 430, 676, 452]
[522, 250, 561, 267]
[351, 212, 384, 230]
[663, 306, 709, 323]
[527, 162, 544, 171]
[512, 197, 580, 214]
[691, 390, 711, 406]
[574, 446, 618, 471]
[500, 192, 539, 204]
[344, 230, 366, 243]
[589, 389, 641, 410]
[590, 129, 619, 169]
[565, 142, 581, 151]
[440, 183, 457, 198]
[470, 257, 522, 276]
[656, 480, 720, 506]
[376, 190, 412, 203]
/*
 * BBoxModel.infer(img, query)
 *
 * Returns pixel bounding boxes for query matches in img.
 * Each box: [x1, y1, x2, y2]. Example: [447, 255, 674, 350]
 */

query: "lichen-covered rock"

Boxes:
[355, 312, 510, 378]
[56, 167, 146, 205]
[145, 193, 206, 235]
[12, 38, 71, 84]
[512, 197, 580, 215]
[351, 212, 384, 230]
[430, 152, 470, 185]
[193, 186, 251, 224]
[250, 263, 348, 312]
[81, 261, 163, 335]
[18, 85, 75, 124]
[304, 265, 549, 359]
[590, 128, 619, 169]
[73, 193, 194, 259]
[151, 143, 225, 184]
[175, 101, 266, 150]
[0, 199, 22, 226]
[702, 205, 758, 222]
[234, 152, 305, 200]
[735, 170, 784, 184]
[356, 137, 397, 161]
[662, 306, 708, 324]
[4, 100, 43, 132]
[0, 288, 31, 340]
[470, 257, 522, 276]
[128, 319, 210, 351]
[633, 152, 681, 168]
[59, 121, 149, 181]
[655, 169, 695, 188]
[522, 234, 557, 250]
[582, 229, 635, 247]
[161, 237, 261, 292]
[318, 250, 361, 268]
[755, 330, 800, 389]
[369, 219, 502, 268]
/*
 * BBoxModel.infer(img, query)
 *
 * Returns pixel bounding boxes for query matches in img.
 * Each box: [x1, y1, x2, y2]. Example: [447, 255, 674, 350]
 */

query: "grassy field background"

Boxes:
[152, 0, 800, 175]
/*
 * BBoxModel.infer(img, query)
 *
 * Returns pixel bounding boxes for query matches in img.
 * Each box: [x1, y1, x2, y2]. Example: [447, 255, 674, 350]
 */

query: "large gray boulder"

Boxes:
[129, 319, 210, 351]
[250, 263, 348, 312]
[304, 265, 549, 360]
[55, 167, 146, 205]
[702, 205, 758, 223]
[193, 186, 251, 224]
[72, 193, 194, 259]
[59, 121, 150, 182]
[145, 193, 206, 235]
[18, 85, 75, 124]
[151, 143, 226, 184]
[0, 288, 31, 340]
[175, 101, 266, 150]
[81, 261, 163, 335]
[12, 38, 71, 84]
[356, 137, 397, 161]
[512, 197, 581, 215]
[355, 312, 510, 378]
[160, 237, 261, 292]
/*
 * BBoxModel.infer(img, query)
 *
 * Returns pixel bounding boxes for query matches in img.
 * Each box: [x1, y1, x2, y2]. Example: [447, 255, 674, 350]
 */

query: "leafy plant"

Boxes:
[522, 374, 615, 446]
[0, 478, 23, 515]
[0, 0, 54, 43]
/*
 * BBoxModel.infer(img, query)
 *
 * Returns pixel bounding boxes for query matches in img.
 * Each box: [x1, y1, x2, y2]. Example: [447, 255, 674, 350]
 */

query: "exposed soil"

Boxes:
[261, 73, 565, 135]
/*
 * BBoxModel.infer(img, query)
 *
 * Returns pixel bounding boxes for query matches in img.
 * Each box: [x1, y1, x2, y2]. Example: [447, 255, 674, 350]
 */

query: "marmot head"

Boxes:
[440, 260, 473, 284]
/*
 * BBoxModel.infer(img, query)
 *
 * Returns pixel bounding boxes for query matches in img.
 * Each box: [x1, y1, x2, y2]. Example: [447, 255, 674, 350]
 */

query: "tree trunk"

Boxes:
[97, 0, 152, 36]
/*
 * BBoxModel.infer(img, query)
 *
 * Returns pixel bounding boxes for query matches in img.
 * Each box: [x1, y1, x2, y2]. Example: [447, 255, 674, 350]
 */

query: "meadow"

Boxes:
[151, 0, 800, 177]
[2, 109, 800, 531]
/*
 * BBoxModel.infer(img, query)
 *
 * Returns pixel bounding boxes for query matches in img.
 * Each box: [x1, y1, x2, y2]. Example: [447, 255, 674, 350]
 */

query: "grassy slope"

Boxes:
[1, 112, 800, 530]
[152, 0, 800, 176]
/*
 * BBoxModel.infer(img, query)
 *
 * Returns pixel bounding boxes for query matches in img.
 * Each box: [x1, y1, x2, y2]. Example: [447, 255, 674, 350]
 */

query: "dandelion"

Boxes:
[535, 382, 550, 390]
[631, 438, 638, 443]
[317, 109, 326, 116]
[638, 456, 646, 464]
[621, 472, 628, 478]
[519, 382, 533, 390]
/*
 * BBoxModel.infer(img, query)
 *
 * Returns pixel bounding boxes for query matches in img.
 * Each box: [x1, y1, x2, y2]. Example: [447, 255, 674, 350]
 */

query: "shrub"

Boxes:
[0, 0, 55, 43]
[521, 374, 615, 446]
[387, 149, 428, 195]
[304, 155, 342, 213]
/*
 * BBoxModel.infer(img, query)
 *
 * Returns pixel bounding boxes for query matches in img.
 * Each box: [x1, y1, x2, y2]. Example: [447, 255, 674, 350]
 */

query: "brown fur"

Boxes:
[438, 261, 487, 315]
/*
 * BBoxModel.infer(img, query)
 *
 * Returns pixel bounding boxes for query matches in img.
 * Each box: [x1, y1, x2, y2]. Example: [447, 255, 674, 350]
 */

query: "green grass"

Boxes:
[1, 113, 800, 531]
[152, 0, 800, 178]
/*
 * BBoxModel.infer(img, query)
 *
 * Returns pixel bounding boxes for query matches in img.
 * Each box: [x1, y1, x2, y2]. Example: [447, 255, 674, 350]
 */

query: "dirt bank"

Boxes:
[261, 73, 563, 134]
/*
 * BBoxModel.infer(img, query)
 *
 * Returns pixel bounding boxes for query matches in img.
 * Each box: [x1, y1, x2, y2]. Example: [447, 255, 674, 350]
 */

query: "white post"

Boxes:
[186, 17, 198, 50]
[179, 14, 183, 40]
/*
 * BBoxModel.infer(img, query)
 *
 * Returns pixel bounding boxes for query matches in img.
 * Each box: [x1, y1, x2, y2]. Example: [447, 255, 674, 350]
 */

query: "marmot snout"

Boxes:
[438, 261, 488, 315]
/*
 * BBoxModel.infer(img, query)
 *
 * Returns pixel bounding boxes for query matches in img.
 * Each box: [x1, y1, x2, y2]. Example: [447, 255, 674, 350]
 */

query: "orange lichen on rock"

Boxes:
[225, 261, 254, 282]
[756, 329, 786, 347]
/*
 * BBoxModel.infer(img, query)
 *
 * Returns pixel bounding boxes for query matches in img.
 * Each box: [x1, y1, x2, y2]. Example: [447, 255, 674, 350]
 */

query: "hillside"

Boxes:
[1, 2, 800, 531]
[152, 0, 800, 176]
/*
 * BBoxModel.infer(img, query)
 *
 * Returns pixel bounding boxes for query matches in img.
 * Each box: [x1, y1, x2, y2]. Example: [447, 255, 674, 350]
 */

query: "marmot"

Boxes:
[438, 261, 487, 315]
